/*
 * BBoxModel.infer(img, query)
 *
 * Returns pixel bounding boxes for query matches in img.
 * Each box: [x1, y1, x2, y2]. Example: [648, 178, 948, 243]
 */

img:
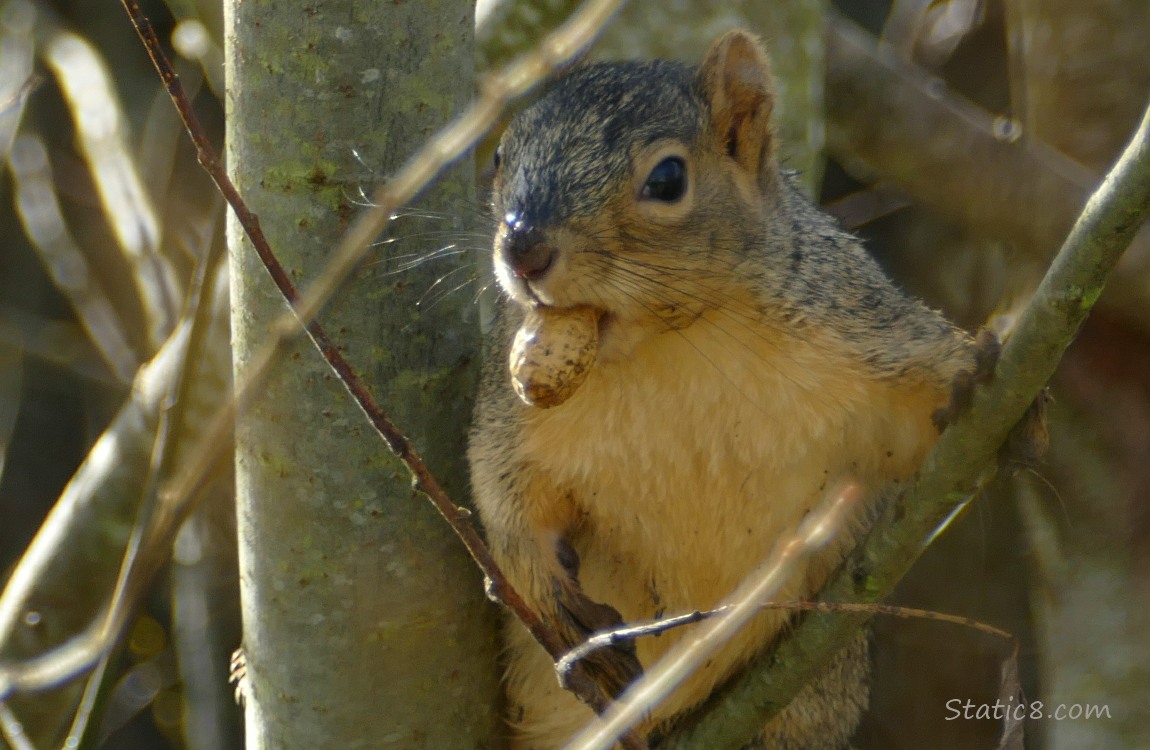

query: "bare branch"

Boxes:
[0, 218, 229, 710]
[826, 13, 1150, 331]
[0, 323, 192, 699]
[41, 28, 178, 350]
[8, 134, 140, 383]
[0, 701, 36, 750]
[563, 600, 1015, 672]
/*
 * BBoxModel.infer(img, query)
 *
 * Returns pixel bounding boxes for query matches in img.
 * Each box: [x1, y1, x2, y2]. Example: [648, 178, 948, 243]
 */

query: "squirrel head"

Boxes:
[491, 31, 781, 347]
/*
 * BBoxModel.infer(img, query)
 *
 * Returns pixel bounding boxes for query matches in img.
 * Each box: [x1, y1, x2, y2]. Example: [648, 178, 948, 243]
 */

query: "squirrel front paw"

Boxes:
[551, 540, 643, 700]
[931, 327, 1049, 470]
[932, 328, 1000, 431]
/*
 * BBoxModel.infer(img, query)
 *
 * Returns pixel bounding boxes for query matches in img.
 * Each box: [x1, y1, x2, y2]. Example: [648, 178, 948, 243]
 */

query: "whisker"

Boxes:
[385, 246, 469, 263]
[366, 246, 476, 274]
[418, 266, 480, 310]
[428, 276, 481, 310]
[387, 210, 460, 221]
[393, 248, 472, 274]
[418, 266, 474, 299]
[471, 280, 495, 305]
[582, 252, 842, 414]
[371, 229, 490, 244]
[359, 199, 492, 222]
[350, 146, 375, 174]
[345, 184, 375, 208]
[576, 269, 775, 414]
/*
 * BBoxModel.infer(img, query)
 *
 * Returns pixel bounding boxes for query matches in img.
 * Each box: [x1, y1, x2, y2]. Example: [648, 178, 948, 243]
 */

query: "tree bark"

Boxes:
[225, 1, 501, 747]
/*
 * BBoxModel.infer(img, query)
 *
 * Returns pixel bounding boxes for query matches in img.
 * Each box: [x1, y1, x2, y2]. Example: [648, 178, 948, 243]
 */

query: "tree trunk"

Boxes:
[225, 0, 501, 747]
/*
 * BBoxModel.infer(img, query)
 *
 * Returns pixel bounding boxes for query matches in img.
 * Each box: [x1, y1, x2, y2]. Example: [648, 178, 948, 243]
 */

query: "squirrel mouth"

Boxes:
[526, 300, 612, 336]
[596, 311, 615, 340]
[522, 284, 548, 308]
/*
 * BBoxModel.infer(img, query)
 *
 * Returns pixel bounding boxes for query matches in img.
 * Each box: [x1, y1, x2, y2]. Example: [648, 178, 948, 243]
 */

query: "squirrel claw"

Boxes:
[553, 574, 643, 699]
[559, 648, 644, 703]
[930, 327, 1049, 470]
[229, 646, 248, 706]
[932, 328, 1001, 431]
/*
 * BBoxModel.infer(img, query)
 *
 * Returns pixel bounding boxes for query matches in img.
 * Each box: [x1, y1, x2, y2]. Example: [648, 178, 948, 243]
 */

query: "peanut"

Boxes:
[509, 306, 600, 408]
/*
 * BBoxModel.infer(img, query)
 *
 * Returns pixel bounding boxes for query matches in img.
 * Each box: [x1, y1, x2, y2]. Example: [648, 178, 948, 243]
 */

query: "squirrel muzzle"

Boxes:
[500, 212, 557, 281]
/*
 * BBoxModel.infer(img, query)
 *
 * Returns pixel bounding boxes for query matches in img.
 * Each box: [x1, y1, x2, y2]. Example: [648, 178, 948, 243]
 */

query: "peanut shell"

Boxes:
[509, 305, 600, 408]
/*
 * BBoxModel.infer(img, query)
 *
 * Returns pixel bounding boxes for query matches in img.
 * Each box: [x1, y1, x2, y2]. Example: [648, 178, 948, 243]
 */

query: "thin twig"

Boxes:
[661, 94, 1150, 750]
[561, 600, 1016, 674]
[0, 73, 42, 115]
[118, 0, 642, 739]
[0, 701, 36, 750]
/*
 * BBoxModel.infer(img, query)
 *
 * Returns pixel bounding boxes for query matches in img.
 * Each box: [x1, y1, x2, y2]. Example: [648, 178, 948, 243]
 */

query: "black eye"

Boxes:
[641, 157, 687, 202]
[493, 146, 503, 170]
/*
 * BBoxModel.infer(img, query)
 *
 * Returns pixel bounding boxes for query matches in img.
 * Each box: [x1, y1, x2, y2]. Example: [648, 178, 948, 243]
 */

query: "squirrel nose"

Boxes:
[502, 214, 556, 280]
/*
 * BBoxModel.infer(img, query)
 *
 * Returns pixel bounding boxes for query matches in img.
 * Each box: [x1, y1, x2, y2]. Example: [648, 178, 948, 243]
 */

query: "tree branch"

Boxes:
[825, 13, 1150, 332]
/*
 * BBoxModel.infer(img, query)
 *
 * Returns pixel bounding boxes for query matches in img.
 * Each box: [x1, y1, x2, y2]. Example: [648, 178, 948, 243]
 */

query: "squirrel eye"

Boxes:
[641, 157, 687, 202]
[493, 146, 503, 171]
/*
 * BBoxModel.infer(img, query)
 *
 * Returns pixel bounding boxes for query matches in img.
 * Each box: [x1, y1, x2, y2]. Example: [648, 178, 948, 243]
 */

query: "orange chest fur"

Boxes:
[515, 313, 944, 616]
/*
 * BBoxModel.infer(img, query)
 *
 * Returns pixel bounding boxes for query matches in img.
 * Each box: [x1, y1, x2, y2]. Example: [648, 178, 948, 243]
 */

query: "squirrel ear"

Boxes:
[696, 30, 778, 185]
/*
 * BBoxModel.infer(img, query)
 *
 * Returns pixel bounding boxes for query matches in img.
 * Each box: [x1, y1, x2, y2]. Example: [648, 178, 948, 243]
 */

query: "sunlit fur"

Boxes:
[470, 31, 974, 749]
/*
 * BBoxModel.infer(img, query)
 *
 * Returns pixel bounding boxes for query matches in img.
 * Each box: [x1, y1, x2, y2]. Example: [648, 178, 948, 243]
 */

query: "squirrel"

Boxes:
[468, 30, 977, 749]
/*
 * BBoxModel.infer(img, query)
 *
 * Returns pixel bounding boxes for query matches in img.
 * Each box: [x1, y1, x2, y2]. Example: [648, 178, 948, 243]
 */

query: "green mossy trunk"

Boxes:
[225, 1, 500, 747]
